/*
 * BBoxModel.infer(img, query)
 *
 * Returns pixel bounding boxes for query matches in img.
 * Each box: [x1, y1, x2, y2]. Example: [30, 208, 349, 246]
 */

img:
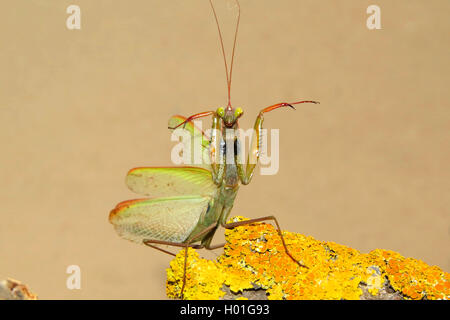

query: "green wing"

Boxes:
[109, 196, 211, 243]
[126, 167, 217, 197]
[169, 115, 212, 170]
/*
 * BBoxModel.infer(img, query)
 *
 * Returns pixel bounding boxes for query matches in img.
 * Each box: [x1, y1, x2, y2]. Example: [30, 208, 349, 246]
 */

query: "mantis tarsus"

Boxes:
[109, 0, 318, 299]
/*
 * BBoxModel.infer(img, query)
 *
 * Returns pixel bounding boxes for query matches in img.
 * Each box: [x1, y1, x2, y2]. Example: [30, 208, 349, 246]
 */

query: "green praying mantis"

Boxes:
[109, 0, 318, 299]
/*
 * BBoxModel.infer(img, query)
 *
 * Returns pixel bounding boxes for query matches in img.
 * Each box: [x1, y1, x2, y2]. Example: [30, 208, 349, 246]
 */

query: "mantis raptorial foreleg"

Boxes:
[170, 111, 226, 186]
[236, 101, 317, 185]
[209, 113, 225, 185]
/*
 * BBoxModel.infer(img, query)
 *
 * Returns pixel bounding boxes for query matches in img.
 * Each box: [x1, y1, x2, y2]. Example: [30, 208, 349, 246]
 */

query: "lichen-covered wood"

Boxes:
[0, 278, 37, 300]
[166, 216, 450, 300]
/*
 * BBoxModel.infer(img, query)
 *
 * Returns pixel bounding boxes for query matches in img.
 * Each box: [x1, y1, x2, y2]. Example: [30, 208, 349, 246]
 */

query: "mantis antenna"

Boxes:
[208, 0, 241, 109]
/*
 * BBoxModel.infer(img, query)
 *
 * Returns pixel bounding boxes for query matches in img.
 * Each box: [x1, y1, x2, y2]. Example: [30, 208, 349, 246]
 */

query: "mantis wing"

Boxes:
[169, 115, 212, 170]
[126, 167, 217, 198]
[109, 196, 211, 243]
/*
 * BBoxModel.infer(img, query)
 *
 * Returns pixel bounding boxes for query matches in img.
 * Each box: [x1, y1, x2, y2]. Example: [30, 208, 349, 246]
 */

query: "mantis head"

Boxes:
[217, 106, 243, 128]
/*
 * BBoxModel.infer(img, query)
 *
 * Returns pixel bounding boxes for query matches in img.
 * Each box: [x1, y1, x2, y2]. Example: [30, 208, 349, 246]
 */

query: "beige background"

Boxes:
[0, 0, 449, 299]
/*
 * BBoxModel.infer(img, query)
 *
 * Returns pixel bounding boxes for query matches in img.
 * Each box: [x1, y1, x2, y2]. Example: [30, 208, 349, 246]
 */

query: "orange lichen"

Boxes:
[166, 216, 449, 300]
[166, 248, 226, 300]
[368, 249, 449, 300]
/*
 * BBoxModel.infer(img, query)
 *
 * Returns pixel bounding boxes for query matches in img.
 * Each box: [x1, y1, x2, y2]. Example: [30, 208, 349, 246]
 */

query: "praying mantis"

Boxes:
[109, 0, 318, 299]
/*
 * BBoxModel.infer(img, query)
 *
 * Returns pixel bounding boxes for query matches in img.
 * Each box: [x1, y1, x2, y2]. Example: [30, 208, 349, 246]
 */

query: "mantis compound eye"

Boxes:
[217, 107, 225, 118]
[234, 107, 243, 118]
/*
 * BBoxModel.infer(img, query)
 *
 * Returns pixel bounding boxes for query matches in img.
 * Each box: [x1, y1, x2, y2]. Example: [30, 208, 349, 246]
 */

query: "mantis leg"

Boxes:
[205, 242, 225, 250]
[144, 222, 219, 299]
[222, 215, 308, 269]
[236, 101, 318, 185]
[209, 113, 225, 185]
[143, 239, 203, 257]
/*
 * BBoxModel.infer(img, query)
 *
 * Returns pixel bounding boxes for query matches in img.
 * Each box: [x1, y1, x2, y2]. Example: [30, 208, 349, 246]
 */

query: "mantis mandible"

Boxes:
[109, 0, 318, 299]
